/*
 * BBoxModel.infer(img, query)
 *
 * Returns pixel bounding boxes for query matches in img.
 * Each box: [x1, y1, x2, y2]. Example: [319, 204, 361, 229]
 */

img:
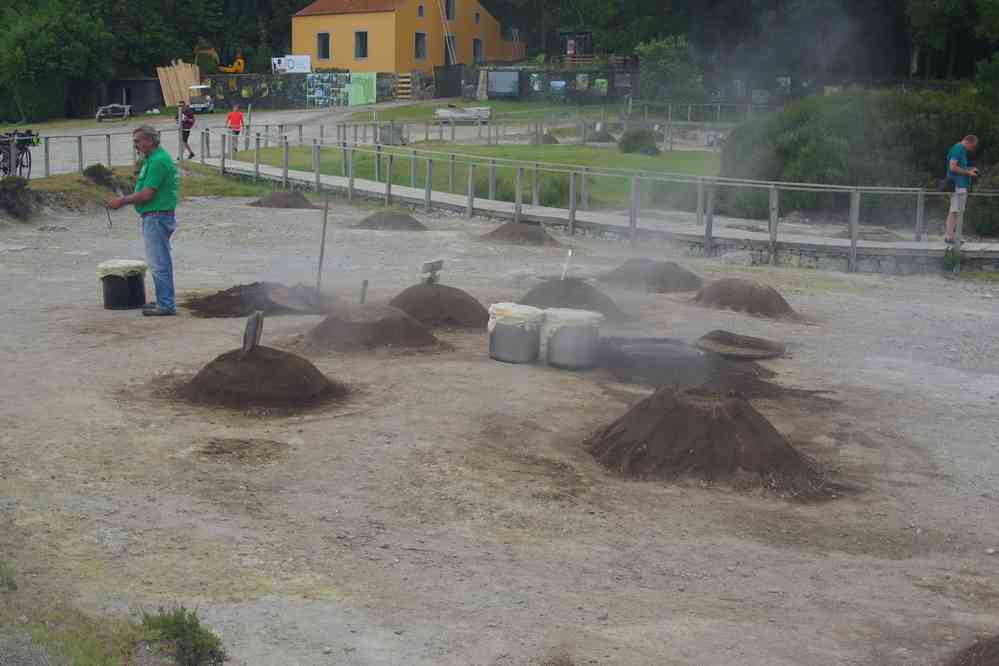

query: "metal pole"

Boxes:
[450, 119, 456, 143]
[425, 121, 430, 142]
[385, 153, 394, 205]
[569, 172, 577, 236]
[177, 111, 183, 160]
[320, 124, 325, 143]
[298, 124, 304, 145]
[77, 136, 83, 172]
[43, 137, 50, 177]
[348, 148, 355, 201]
[849, 189, 860, 272]
[341, 141, 348, 176]
[220, 134, 227, 174]
[716, 104, 722, 123]
[532, 163, 540, 206]
[264, 125, 270, 148]
[354, 125, 359, 144]
[316, 198, 329, 296]
[954, 198, 965, 270]
[489, 159, 496, 200]
[375, 144, 382, 182]
[515, 167, 523, 223]
[202, 129, 208, 162]
[477, 119, 483, 139]
[687, 104, 692, 122]
[424, 159, 432, 211]
[254, 133, 260, 182]
[448, 154, 455, 193]
[629, 176, 639, 243]
[360, 279, 369, 305]
[410, 150, 417, 188]
[313, 141, 321, 192]
[282, 137, 289, 189]
[704, 184, 716, 256]
[465, 162, 475, 218]
[769, 186, 780, 266]
[914, 190, 926, 241]
[106, 134, 112, 168]
[581, 167, 589, 209]
[439, 121, 444, 141]
[696, 179, 705, 226]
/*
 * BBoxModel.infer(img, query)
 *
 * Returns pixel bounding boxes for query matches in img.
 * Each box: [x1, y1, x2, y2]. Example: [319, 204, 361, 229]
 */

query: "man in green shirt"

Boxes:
[108, 126, 178, 316]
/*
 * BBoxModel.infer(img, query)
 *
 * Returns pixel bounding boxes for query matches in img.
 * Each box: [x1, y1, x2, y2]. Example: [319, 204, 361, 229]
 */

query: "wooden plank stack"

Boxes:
[156, 60, 202, 107]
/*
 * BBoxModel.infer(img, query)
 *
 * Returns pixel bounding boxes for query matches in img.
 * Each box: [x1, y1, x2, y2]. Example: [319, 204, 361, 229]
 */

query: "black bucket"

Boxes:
[101, 274, 146, 309]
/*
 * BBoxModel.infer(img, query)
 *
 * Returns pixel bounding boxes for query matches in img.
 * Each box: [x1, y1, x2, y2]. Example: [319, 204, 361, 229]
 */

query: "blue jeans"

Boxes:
[141, 212, 176, 312]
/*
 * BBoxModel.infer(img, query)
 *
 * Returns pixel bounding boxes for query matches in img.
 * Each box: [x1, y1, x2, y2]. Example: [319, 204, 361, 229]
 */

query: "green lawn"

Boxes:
[246, 143, 718, 210]
[351, 100, 620, 123]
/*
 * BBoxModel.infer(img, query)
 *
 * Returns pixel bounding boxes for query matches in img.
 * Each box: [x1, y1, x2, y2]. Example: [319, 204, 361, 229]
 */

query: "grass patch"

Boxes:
[0, 559, 16, 592]
[179, 162, 277, 198]
[350, 100, 618, 123]
[142, 607, 227, 666]
[958, 270, 999, 283]
[249, 143, 718, 210]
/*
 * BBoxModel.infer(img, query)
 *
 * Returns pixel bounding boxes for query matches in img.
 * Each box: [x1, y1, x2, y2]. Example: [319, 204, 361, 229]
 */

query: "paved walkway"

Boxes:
[205, 156, 999, 266]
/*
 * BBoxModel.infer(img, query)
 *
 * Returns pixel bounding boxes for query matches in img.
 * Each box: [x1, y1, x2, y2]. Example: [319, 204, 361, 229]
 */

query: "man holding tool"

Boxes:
[107, 125, 178, 317]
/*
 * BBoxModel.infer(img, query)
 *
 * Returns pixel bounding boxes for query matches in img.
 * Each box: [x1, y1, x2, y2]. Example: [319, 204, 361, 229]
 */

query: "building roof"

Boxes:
[295, 0, 403, 17]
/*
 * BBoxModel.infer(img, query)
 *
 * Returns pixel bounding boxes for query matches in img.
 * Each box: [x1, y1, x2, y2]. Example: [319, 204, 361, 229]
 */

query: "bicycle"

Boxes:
[0, 130, 40, 179]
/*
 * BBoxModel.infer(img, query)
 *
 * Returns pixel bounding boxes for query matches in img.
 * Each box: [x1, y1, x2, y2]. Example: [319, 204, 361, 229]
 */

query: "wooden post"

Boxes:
[316, 198, 330, 296]
[385, 153, 394, 204]
[450, 119, 456, 142]
[281, 137, 289, 189]
[769, 185, 780, 266]
[313, 140, 321, 191]
[915, 190, 926, 241]
[77, 136, 83, 172]
[374, 144, 382, 182]
[849, 189, 860, 272]
[410, 149, 417, 187]
[581, 167, 589, 209]
[568, 172, 577, 236]
[43, 137, 50, 177]
[220, 134, 227, 174]
[424, 159, 433, 211]
[106, 134, 112, 168]
[488, 159, 496, 200]
[465, 163, 475, 218]
[704, 184, 716, 256]
[532, 163, 540, 206]
[515, 167, 523, 223]
[696, 179, 705, 226]
[629, 175, 639, 243]
[254, 133, 261, 182]
[448, 154, 455, 192]
[348, 148, 355, 201]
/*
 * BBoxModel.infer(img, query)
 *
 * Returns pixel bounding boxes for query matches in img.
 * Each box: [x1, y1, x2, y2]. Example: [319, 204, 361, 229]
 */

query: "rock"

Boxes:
[987, 548, 996, 555]
[323, 647, 333, 654]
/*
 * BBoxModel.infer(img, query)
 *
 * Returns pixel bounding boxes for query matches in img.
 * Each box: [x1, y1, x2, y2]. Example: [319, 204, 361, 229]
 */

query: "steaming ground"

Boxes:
[1, 196, 998, 665]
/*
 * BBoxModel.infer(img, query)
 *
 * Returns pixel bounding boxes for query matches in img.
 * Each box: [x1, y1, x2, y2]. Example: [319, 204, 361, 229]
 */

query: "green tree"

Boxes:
[0, 0, 112, 121]
[635, 36, 706, 101]
[907, 0, 977, 78]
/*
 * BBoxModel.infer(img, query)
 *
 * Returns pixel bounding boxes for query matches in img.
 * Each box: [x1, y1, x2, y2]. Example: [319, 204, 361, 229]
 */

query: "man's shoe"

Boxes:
[142, 307, 176, 317]
[142, 302, 158, 310]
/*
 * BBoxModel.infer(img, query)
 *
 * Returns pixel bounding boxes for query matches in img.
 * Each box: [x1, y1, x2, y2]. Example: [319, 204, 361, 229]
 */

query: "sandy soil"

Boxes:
[1, 196, 998, 665]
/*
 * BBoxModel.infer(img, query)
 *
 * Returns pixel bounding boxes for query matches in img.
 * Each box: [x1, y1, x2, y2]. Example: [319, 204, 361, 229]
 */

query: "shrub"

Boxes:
[83, 163, 115, 188]
[0, 176, 33, 219]
[618, 128, 660, 155]
[142, 607, 227, 666]
[540, 174, 571, 207]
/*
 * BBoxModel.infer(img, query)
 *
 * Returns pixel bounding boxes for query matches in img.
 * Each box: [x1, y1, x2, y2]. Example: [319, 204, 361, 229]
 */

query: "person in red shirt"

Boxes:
[225, 104, 245, 138]
[178, 100, 195, 159]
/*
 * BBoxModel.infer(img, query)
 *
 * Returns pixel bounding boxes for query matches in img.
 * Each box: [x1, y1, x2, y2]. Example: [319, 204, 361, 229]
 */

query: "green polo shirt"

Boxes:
[134, 146, 177, 213]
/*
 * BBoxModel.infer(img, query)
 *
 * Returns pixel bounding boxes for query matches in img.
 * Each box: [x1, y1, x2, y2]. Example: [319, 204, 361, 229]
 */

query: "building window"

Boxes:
[473, 38, 483, 64]
[354, 31, 368, 59]
[414, 32, 427, 60]
[316, 32, 331, 60]
[475, 11, 480, 24]
[417, 3, 424, 17]
[445, 0, 455, 21]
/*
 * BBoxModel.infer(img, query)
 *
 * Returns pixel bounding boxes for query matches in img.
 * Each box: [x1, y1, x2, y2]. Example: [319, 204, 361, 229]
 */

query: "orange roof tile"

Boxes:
[295, 0, 404, 16]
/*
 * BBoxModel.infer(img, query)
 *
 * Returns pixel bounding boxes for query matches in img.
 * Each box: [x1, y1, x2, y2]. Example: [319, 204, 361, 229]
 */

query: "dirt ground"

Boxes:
[1, 194, 998, 665]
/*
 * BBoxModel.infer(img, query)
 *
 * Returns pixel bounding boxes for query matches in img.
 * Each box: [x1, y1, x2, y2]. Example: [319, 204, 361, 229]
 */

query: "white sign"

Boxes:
[272, 55, 312, 74]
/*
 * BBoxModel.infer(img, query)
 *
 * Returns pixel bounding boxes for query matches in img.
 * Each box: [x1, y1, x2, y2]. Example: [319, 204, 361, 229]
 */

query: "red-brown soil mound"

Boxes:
[388, 284, 488, 329]
[945, 634, 999, 666]
[519, 278, 626, 321]
[354, 212, 428, 231]
[480, 221, 560, 246]
[183, 282, 332, 318]
[693, 278, 796, 318]
[587, 387, 827, 498]
[249, 191, 316, 209]
[307, 303, 438, 351]
[184, 346, 346, 408]
[601, 258, 703, 293]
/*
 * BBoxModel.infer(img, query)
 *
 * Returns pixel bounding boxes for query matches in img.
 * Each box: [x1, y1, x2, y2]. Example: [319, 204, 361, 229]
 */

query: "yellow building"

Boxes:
[291, 0, 525, 73]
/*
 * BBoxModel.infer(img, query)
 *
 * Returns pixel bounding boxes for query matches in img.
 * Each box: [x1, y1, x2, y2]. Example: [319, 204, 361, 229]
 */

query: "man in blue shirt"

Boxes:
[944, 135, 979, 244]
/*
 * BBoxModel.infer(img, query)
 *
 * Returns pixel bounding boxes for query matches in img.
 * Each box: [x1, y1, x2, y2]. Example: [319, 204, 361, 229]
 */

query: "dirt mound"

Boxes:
[587, 387, 827, 498]
[695, 330, 786, 360]
[945, 635, 999, 666]
[184, 346, 347, 408]
[480, 221, 560, 246]
[249, 191, 316, 209]
[183, 282, 332, 318]
[354, 211, 428, 231]
[519, 278, 626, 321]
[307, 303, 438, 351]
[600, 257, 703, 293]
[693, 278, 796, 318]
[388, 283, 488, 329]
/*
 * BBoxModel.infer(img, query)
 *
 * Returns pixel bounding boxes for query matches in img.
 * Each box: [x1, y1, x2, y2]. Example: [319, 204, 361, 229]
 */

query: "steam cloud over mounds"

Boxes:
[389, 284, 489, 329]
[600, 258, 703, 293]
[306, 303, 439, 351]
[184, 346, 347, 408]
[693, 278, 797, 319]
[588, 388, 829, 499]
[519, 278, 627, 321]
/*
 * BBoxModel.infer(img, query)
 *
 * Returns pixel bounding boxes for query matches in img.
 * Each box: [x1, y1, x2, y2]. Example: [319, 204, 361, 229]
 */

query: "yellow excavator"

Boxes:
[218, 50, 246, 74]
[193, 44, 245, 74]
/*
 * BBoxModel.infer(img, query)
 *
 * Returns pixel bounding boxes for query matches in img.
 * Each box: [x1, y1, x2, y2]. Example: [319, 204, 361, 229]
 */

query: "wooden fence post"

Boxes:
[465, 163, 475, 218]
[849, 189, 861, 272]
[914, 190, 926, 241]
[515, 167, 523, 223]
[704, 184, 716, 256]
[769, 186, 780, 266]
[425, 158, 433, 211]
[254, 133, 261, 182]
[569, 172, 577, 236]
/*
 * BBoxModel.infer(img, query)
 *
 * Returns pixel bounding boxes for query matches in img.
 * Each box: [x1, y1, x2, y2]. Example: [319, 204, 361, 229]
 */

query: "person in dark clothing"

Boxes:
[178, 100, 195, 160]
